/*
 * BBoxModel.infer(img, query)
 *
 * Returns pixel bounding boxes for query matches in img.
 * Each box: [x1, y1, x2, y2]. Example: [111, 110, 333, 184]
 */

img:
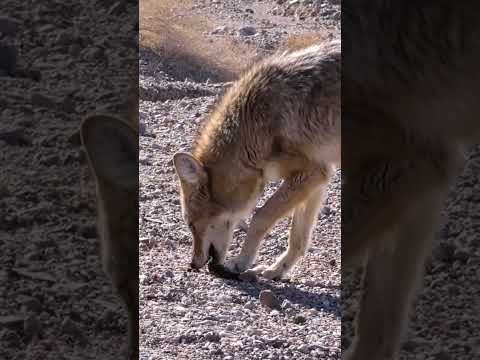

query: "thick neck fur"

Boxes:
[190, 63, 279, 206]
[192, 61, 277, 165]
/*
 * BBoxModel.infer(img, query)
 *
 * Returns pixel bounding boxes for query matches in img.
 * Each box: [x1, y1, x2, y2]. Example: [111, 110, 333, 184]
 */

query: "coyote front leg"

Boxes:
[226, 165, 331, 278]
[257, 187, 326, 279]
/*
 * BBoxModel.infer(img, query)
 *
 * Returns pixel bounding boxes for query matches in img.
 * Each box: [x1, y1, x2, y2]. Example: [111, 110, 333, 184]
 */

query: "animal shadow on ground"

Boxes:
[220, 275, 340, 318]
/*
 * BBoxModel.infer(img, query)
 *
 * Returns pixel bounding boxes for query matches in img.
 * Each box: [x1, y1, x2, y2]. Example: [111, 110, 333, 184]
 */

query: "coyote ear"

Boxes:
[80, 114, 138, 190]
[173, 152, 205, 185]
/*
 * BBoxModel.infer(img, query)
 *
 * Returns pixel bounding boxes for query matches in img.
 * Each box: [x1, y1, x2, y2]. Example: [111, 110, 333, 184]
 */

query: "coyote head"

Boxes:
[173, 152, 257, 270]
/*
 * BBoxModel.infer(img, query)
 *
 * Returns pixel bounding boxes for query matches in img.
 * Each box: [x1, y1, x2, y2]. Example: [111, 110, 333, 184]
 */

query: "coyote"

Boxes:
[79, 84, 139, 359]
[173, 40, 340, 280]
[343, 2, 480, 359]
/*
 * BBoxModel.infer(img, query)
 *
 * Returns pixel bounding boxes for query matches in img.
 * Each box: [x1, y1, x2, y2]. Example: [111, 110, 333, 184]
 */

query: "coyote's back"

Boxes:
[194, 40, 341, 167]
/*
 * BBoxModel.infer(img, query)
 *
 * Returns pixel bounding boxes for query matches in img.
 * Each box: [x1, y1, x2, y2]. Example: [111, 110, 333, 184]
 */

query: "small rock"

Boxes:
[298, 344, 310, 353]
[204, 331, 221, 343]
[211, 26, 228, 35]
[177, 333, 198, 344]
[238, 26, 257, 36]
[266, 336, 284, 348]
[281, 299, 293, 309]
[321, 206, 331, 216]
[270, 309, 280, 316]
[259, 290, 280, 309]
[244, 300, 256, 310]
[293, 314, 307, 324]
[140, 156, 152, 166]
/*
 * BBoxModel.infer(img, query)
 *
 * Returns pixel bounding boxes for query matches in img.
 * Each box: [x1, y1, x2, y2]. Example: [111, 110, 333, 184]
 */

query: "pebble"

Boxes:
[238, 26, 257, 36]
[259, 290, 281, 309]
[293, 314, 307, 324]
[204, 331, 221, 343]
[211, 25, 228, 35]
[244, 300, 256, 310]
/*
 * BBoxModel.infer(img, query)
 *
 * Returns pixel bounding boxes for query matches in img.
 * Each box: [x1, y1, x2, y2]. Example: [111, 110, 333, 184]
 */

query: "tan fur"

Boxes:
[343, 2, 480, 359]
[79, 82, 139, 359]
[174, 40, 340, 279]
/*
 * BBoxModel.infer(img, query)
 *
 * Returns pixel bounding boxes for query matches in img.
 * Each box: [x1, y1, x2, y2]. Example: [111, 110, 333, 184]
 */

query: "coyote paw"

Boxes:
[225, 255, 254, 273]
[250, 265, 284, 280]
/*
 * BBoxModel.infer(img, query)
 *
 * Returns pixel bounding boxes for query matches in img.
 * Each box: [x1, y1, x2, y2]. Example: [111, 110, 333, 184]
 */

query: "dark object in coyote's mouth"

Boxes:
[207, 245, 240, 280]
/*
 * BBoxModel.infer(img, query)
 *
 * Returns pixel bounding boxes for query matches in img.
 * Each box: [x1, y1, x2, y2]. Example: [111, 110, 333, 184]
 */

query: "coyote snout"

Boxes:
[190, 244, 222, 270]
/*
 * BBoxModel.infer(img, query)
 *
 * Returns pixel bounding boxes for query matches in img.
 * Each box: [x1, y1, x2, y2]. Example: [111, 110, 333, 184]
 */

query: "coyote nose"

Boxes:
[190, 261, 199, 270]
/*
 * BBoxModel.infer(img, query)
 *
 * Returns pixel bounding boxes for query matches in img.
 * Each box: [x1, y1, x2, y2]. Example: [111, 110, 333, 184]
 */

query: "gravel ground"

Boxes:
[139, 1, 341, 359]
[1, 1, 137, 359]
